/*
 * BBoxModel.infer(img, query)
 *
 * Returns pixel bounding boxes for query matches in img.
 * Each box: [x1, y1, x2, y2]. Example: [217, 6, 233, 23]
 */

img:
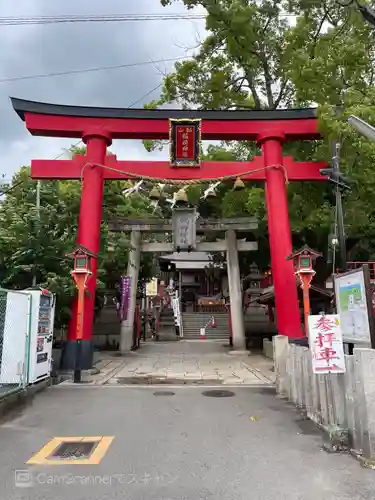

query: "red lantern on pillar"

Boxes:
[67, 246, 96, 300]
[66, 245, 97, 382]
[287, 245, 322, 337]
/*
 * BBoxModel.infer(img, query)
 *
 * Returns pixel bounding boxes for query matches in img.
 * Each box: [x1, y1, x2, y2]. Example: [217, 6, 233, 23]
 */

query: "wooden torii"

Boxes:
[11, 98, 328, 368]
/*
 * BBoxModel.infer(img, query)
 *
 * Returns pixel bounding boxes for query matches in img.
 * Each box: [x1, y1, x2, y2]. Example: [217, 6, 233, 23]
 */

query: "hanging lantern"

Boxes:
[175, 188, 188, 205]
[233, 177, 245, 190]
[149, 185, 161, 200]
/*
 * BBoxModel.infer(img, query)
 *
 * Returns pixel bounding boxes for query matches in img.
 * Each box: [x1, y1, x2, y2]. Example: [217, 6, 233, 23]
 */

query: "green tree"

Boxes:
[285, 0, 375, 260]
[0, 148, 157, 328]
[159, 0, 298, 109]
[0, 168, 77, 326]
[153, 0, 375, 273]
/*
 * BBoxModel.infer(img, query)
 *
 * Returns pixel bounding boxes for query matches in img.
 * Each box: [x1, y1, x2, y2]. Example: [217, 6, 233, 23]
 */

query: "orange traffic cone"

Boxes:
[211, 316, 217, 328]
[200, 327, 206, 340]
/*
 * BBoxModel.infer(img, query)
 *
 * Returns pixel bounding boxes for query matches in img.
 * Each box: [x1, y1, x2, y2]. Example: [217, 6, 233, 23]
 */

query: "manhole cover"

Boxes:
[50, 441, 97, 460]
[202, 390, 235, 398]
[153, 391, 175, 396]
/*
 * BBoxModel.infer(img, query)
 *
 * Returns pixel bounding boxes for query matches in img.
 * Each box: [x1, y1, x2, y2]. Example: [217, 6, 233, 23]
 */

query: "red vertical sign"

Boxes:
[170, 119, 201, 167]
[175, 125, 195, 161]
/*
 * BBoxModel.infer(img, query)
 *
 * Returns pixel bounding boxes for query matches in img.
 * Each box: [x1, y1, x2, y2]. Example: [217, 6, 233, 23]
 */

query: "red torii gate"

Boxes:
[11, 98, 327, 368]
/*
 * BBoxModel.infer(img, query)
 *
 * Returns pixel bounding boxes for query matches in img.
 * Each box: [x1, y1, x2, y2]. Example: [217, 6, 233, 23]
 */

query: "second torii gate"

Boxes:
[108, 217, 259, 352]
[11, 98, 328, 368]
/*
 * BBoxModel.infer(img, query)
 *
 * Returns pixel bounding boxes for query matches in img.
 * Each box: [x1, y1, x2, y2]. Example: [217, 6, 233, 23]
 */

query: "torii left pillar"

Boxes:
[61, 130, 111, 371]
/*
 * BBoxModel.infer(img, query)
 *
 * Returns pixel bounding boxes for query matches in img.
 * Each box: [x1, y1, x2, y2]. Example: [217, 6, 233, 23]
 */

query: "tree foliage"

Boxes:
[0, 147, 157, 328]
[153, 0, 375, 273]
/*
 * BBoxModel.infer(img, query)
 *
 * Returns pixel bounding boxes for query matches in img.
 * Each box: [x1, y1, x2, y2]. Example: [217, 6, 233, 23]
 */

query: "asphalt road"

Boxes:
[1, 384, 374, 500]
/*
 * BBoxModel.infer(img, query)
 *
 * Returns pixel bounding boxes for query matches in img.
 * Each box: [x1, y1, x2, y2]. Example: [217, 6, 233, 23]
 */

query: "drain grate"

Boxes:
[50, 441, 97, 460]
[153, 391, 175, 396]
[202, 390, 235, 398]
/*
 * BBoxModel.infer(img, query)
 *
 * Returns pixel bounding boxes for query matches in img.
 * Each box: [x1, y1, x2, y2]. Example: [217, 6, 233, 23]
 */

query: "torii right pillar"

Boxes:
[258, 130, 303, 338]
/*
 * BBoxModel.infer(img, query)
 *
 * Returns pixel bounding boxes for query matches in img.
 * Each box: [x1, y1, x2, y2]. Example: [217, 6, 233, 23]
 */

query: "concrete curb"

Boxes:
[319, 424, 349, 453]
[278, 401, 350, 455]
[53, 383, 276, 389]
[54, 367, 101, 384]
[0, 379, 51, 420]
[350, 452, 375, 469]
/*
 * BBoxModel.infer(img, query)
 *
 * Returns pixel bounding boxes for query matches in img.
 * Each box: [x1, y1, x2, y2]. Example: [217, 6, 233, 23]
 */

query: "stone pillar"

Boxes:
[273, 335, 289, 395]
[258, 130, 302, 338]
[354, 348, 375, 463]
[120, 230, 141, 353]
[226, 229, 246, 350]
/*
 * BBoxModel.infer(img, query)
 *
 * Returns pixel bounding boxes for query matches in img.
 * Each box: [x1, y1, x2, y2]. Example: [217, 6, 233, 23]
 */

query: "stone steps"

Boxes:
[182, 312, 229, 340]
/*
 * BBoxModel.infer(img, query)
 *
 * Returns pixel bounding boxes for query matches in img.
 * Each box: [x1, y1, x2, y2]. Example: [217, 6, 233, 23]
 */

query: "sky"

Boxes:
[0, 0, 206, 181]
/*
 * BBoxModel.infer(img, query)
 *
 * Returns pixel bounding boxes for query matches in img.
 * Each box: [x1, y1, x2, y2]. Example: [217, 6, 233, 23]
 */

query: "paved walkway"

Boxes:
[2, 384, 375, 499]
[63, 341, 275, 386]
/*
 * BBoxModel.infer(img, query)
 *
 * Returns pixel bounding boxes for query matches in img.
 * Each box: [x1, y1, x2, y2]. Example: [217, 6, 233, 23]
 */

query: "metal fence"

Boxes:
[273, 335, 375, 464]
[0, 288, 31, 398]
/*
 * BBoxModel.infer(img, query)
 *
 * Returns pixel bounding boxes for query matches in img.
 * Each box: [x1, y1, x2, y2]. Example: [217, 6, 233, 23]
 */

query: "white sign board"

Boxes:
[308, 314, 346, 374]
[171, 296, 177, 315]
[334, 269, 371, 344]
[146, 278, 158, 297]
[172, 296, 181, 328]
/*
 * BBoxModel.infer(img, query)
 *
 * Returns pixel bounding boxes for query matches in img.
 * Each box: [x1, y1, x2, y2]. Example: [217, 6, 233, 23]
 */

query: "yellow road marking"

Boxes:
[27, 436, 114, 465]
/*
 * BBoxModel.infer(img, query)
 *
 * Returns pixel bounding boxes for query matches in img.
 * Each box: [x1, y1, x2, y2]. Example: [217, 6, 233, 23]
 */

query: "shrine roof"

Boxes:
[252, 283, 333, 305]
[11, 97, 318, 122]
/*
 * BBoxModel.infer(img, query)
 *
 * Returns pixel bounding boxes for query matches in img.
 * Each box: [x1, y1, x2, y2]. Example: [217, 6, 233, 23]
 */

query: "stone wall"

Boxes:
[92, 302, 121, 348]
[262, 338, 274, 359]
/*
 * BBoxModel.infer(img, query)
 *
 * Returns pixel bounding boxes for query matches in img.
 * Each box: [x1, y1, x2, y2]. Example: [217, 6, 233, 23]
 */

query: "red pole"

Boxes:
[302, 287, 310, 337]
[72, 273, 89, 383]
[258, 131, 302, 338]
[76, 283, 85, 341]
[299, 272, 314, 337]
[67, 131, 112, 351]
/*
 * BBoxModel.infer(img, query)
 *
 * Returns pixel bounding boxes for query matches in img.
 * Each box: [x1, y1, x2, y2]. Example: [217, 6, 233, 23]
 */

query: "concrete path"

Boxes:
[62, 341, 275, 386]
[1, 384, 375, 499]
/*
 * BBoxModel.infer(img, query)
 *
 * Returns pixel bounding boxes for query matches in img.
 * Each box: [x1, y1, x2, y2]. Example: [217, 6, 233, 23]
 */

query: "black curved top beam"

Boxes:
[10, 97, 318, 122]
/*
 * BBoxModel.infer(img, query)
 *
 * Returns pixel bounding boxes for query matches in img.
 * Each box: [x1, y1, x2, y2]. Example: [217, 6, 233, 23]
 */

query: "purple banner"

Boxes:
[120, 276, 131, 321]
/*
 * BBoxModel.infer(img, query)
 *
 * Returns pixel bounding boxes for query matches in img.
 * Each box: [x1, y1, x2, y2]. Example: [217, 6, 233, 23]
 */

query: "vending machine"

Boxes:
[0, 290, 31, 385]
[27, 289, 55, 384]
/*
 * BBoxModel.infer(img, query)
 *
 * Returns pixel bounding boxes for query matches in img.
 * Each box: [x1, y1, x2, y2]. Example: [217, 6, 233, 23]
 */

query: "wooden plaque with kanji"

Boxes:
[169, 118, 201, 167]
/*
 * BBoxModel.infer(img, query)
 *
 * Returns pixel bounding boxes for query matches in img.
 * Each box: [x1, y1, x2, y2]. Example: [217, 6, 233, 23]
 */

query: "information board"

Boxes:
[334, 268, 371, 344]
